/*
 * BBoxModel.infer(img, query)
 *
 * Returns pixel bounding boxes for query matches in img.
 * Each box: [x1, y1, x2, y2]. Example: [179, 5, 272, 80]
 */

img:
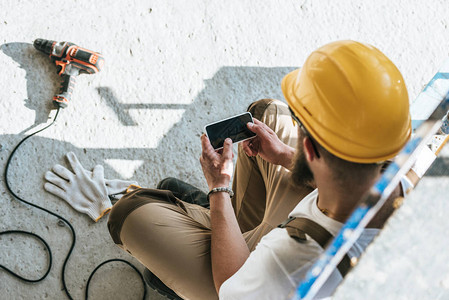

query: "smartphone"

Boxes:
[204, 112, 257, 150]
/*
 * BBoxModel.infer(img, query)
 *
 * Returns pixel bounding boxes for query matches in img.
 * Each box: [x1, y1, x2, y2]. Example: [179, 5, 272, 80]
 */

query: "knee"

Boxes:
[107, 193, 138, 246]
[247, 99, 287, 121]
[107, 188, 178, 246]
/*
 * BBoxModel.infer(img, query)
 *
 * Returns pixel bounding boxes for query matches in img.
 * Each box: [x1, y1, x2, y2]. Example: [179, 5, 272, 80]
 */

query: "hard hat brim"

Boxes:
[281, 68, 301, 116]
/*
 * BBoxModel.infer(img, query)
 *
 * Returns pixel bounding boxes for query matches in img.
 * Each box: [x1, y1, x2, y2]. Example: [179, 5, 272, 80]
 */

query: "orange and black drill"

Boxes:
[33, 38, 105, 108]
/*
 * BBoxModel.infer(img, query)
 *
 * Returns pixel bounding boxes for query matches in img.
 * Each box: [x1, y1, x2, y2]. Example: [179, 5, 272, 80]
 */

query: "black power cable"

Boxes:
[2, 107, 77, 299]
[85, 259, 147, 300]
[1, 107, 146, 299]
[0, 230, 52, 282]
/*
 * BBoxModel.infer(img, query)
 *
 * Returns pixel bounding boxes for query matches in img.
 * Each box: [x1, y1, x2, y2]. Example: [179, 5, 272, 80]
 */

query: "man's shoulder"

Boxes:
[256, 226, 325, 265]
[289, 188, 318, 218]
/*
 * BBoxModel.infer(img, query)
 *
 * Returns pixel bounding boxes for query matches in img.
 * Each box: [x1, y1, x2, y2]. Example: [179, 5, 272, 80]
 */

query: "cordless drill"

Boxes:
[33, 38, 105, 108]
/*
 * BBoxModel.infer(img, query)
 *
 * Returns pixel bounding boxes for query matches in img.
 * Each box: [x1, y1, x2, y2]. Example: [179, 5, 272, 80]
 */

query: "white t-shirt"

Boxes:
[219, 189, 379, 300]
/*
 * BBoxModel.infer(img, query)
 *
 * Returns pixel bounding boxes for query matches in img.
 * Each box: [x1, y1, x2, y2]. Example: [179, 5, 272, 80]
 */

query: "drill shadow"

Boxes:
[1, 42, 60, 134]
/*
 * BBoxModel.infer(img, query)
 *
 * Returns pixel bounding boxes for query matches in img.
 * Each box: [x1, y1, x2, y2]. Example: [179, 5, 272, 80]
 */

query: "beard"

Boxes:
[290, 144, 316, 189]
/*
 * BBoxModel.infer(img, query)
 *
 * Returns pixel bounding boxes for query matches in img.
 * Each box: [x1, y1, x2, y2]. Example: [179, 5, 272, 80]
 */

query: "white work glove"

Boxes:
[104, 178, 139, 197]
[44, 152, 137, 222]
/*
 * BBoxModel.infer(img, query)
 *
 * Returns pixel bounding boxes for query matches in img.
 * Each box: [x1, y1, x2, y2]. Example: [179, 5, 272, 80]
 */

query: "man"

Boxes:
[107, 40, 411, 299]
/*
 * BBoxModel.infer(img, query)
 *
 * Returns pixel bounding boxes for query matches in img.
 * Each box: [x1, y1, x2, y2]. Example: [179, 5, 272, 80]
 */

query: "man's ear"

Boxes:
[302, 137, 316, 162]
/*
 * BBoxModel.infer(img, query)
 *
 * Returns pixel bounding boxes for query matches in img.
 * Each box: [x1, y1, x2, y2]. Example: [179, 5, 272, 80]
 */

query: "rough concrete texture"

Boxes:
[1, 1, 449, 299]
[333, 145, 449, 300]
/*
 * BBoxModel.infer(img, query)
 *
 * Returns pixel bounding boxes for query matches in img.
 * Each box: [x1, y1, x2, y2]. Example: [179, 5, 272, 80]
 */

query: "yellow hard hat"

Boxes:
[282, 40, 411, 163]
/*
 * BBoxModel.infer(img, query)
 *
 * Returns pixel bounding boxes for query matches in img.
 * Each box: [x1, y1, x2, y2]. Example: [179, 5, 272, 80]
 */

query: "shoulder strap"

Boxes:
[279, 217, 352, 277]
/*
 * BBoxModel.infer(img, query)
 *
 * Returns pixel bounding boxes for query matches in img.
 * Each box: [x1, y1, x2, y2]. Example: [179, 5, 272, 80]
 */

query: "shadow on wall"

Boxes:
[1, 42, 298, 192]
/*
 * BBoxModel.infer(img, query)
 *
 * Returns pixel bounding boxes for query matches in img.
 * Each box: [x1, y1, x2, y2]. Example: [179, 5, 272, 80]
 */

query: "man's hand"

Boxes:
[200, 134, 250, 293]
[242, 118, 296, 169]
[200, 134, 234, 190]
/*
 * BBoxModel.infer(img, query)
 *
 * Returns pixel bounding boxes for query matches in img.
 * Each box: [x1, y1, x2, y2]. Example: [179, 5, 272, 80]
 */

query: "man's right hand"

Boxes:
[242, 118, 296, 169]
[200, 134, 234, 191]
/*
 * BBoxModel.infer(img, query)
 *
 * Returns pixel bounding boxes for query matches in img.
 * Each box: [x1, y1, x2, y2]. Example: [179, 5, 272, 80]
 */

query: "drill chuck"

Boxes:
[33, 39, 55, 55]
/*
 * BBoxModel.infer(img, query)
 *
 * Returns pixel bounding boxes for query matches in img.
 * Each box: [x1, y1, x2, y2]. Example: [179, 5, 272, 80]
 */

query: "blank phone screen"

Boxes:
[205, 113, 256, 149]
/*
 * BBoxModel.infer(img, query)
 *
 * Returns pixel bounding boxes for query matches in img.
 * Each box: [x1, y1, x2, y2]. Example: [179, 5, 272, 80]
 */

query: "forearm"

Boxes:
[279, 144, 296, 170]
[210, 192, 250, 293]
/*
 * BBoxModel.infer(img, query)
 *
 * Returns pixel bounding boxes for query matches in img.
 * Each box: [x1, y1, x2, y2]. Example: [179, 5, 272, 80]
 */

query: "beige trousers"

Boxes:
[107, 99, 312, 300]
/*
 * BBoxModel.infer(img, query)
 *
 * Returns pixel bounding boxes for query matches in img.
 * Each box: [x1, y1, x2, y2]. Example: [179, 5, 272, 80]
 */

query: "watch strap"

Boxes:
[207, 187, 234, 200]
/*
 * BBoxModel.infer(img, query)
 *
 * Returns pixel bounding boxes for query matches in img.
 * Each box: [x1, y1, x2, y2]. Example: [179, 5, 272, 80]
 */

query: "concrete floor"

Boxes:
[1, 1, 449, 299]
